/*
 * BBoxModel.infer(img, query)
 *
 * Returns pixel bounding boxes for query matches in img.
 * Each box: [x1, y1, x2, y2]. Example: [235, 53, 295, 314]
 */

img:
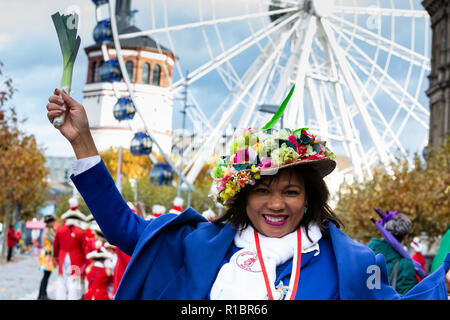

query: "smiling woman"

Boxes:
[46, 87, 450, 300]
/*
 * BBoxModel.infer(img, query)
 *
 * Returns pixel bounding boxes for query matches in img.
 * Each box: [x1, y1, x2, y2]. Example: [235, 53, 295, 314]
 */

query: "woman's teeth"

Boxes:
[264, 215, 287, 222]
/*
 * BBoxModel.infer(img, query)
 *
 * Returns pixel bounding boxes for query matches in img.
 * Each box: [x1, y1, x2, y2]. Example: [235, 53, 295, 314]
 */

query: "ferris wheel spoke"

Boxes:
[118, 6, 299, 40]
[170, 12, 301, 93]
[237, 65, 273, 129]
[200, 0, 242, 91]
[258, 50, 284, 114]
[306, 77, 329, 138]
[328, 15, 430, 69]
[268, 17, 307, 106]
[286, 15, 317, 128]
[332, 25, 430, 127]
[185, 18, 302, 184]
[189, 94, 213, 131]
[345, 56, 409, 158]
[320, 18, 392, 169]
[333, 6, 429, 18]
[315, 35, 369, 178]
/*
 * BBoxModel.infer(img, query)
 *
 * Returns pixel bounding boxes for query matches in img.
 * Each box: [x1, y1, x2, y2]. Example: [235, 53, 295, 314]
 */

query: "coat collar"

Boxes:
[116, 209, 237, 299]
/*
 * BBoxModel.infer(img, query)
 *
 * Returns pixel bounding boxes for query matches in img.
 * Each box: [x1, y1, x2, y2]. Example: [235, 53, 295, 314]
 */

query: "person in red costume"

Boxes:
[84, 214, 96, 254]
[53, 197, 87, 300]
[83, 248, 114, 300]
[112, 202, 138, 297]
[411, 236, 427, 280]
[6, 224, 18, 262]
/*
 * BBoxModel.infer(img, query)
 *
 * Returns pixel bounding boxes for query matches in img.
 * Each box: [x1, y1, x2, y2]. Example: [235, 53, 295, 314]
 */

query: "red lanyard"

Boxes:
[254, 228, 302, 300]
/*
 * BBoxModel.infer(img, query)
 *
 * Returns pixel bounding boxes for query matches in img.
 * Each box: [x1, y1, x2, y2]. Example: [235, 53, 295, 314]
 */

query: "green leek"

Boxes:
[51, 11, 81, 127]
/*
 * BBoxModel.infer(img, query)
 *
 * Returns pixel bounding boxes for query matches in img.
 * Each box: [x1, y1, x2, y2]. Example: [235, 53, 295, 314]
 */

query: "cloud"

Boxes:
[0, 34, 11, 47]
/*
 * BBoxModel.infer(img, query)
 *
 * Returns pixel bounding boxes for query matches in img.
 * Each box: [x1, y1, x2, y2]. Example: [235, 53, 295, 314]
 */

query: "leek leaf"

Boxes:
[262, 84, 295, 130]
[51, 11, 81, 126]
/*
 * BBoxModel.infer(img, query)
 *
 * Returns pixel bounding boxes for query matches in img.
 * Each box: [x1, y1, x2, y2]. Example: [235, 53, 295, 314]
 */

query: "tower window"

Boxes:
[91, 61, 97, 83]
[126, 61, 134, 82]
[152, 64, 161, 86]
[142, 62, 150, 84]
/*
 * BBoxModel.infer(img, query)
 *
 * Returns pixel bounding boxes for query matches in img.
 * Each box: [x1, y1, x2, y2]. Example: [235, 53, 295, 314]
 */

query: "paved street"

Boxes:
[0, 250, 58, 300]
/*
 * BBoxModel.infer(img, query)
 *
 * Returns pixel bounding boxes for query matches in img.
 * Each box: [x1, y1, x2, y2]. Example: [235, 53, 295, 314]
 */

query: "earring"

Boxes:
[304, 203, 308, 214]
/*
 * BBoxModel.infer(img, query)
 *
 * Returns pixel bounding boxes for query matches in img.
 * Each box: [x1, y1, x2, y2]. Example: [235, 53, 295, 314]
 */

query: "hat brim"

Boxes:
[86, 250, 113, 260]
[260, 158, 336, 178]
[44, 216, 56, 223]
[61, 209, 86, 221]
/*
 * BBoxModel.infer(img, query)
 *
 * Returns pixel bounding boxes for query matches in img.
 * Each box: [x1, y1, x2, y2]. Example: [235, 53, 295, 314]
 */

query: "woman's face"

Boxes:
[246, 169, 307, 238]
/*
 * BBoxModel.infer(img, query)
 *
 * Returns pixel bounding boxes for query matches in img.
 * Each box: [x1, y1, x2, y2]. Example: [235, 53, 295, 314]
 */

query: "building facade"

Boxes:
[422, 0, 450, 151]
[83, 0, 175, 154]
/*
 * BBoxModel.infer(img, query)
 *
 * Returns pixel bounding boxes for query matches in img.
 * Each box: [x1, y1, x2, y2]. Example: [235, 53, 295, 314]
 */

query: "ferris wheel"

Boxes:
[95, 0, 431, 188]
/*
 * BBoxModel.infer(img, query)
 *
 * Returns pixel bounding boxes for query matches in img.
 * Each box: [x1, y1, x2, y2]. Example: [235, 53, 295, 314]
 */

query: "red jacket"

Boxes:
[113, 247, 131, 295]
[53, 224, 87, 276]
[83, 265, 113, 300]
[412, 252, 427, 272]
[7, 227, 17, 248]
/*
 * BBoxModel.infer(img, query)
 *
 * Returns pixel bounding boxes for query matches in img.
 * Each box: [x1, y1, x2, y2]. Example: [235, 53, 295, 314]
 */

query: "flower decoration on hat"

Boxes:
[210, 85, 336, 207]
[211, 127, 335, 206]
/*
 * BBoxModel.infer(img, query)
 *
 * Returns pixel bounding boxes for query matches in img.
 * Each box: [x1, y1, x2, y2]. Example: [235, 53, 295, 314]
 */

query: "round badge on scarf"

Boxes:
[235, 251, 262, 273]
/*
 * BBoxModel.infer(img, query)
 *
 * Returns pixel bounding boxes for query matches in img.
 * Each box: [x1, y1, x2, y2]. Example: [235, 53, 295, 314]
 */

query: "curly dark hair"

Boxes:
[213, 164, 343, 240]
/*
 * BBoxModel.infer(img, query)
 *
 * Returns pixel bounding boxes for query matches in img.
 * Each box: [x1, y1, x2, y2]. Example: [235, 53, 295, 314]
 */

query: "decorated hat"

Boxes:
[44, 215, 56, 224]
[211, 85, 336, 207]
[86, 248, 113, 261]
[169, 197, 183, 214]
[152, 204, 166, 218]
[61, 208, 87, 223]
[85, 214, 95, 223]
[68, 197, 79, 209]
[90, 222, 105, 239]
[410, 237, 423, 253]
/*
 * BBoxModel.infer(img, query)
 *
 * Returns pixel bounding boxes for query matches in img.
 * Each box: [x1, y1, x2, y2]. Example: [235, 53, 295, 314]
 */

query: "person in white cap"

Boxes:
[83, 248, 114, 300]
[169, 197, 183, 214]
[53, 197, 87, 300]
[112, 202, 137, 297]
[150, 204, 166, 219]
[411, 236, 426, 275]
[61, 197, 88, 230]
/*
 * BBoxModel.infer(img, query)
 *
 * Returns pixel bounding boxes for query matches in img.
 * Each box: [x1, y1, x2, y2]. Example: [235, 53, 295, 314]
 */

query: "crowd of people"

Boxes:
[35, 197, 142, 300]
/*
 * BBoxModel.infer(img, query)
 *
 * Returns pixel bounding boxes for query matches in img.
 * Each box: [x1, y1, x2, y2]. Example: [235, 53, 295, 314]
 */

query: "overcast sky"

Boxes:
[0, 0, 431, 160]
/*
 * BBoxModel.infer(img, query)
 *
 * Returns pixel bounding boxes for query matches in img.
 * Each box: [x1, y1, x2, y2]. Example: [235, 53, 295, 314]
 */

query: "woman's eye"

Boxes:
[255, 188, 269, 194]
[285, 190, 299, 196]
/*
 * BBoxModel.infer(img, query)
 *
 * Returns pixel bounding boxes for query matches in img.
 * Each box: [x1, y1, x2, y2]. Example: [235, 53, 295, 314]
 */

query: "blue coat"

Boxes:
[72, 160, 450, 300]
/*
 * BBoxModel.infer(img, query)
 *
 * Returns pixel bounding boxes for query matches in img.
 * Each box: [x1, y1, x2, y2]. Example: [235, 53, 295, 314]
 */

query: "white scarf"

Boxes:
[210, 224, 322, 300]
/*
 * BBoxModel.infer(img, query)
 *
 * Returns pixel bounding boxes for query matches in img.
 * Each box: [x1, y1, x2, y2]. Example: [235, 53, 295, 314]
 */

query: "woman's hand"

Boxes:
[46, 88, 98, 159]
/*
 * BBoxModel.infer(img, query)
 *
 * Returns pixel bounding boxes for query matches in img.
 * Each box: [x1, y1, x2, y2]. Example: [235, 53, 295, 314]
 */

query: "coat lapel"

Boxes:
[158, 222, 237, 299]
[115, 208, 208, 299]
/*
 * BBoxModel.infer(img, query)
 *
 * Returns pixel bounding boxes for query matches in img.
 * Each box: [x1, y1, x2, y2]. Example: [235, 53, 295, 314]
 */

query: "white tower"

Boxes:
[82, 0, 175, 154]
